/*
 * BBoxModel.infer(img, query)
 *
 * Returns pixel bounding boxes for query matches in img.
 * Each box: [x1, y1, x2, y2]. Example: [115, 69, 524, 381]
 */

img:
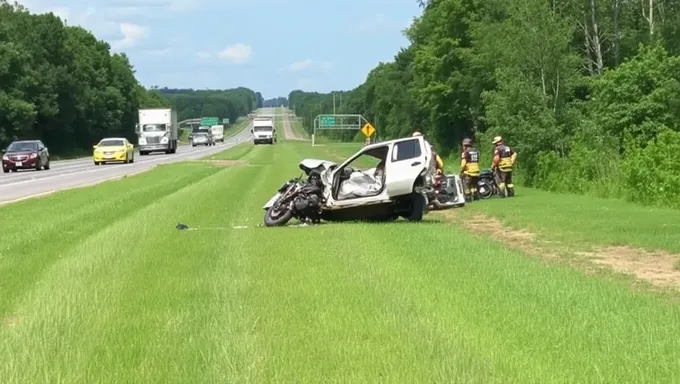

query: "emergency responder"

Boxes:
[432, 145, 444, 175]
[460, 138, 480, 201]
[491, 136, 517, 197]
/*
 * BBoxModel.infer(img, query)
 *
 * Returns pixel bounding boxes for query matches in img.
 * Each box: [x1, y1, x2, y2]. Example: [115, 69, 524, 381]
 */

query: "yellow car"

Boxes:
[93, 137, 135, 165]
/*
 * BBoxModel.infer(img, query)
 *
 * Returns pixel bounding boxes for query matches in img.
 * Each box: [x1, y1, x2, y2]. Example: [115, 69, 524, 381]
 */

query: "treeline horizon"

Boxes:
[287, 0, 680, 209]
[0, 1, 263, 155]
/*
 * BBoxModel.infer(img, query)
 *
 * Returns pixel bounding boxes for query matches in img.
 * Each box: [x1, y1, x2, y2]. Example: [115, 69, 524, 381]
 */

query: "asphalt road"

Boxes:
[0, 125, 253, 205]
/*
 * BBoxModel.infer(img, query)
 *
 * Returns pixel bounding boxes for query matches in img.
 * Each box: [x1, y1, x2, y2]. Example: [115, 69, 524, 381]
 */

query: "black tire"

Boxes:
[3, 168, 8, 173]
[264, 205, 293, 227]
[44, 160, 50, 170]
[35, 159, 41, 171]
[478, 179, 495, 199]
[403, 193, 426, 222]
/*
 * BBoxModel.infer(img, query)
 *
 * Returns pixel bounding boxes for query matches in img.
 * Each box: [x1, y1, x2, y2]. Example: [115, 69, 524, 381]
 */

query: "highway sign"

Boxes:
[201, 116, 218, 126]
[361, 123, 375, 137]
[222, 118, 230, 124]
[320, 115, 335, 127]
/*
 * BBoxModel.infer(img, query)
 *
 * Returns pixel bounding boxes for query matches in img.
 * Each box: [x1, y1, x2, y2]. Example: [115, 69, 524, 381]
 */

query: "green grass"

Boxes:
[2, 142, 680, 382]
[459, 187, 680, 253]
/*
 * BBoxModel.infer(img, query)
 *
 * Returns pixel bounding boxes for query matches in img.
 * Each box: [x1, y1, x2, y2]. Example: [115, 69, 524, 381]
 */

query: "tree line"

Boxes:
[289, 0, 680, 208]
[148, 87, 262, 123]
[262, 97, 289, 107]
[0, 1, 261, 155]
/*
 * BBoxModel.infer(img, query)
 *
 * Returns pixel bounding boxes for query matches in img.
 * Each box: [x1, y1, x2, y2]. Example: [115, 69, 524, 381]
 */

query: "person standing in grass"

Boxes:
[460, 138, 481, 201]
[491, 136, 517, 197]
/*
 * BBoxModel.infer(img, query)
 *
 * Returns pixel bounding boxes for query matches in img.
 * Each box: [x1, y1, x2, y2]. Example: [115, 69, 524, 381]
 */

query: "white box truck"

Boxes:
[210, 125, 225, 143]
[252, 117, 275, 145]
[135, 108, 178, 155]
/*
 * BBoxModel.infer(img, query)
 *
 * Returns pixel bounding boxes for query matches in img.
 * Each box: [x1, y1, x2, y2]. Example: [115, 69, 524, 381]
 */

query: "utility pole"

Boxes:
[333, 93, 336, 114]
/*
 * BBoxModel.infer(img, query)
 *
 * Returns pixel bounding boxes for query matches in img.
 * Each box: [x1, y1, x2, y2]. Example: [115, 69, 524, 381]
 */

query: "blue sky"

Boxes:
[19, 0, 422, 99]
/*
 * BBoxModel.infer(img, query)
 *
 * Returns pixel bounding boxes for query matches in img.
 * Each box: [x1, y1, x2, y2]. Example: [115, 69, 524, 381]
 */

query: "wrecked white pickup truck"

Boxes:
[262, 136, 444, 226]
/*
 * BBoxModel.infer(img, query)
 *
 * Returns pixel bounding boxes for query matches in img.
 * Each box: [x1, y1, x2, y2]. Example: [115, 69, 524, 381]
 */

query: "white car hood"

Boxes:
[299, 158, 336, 173]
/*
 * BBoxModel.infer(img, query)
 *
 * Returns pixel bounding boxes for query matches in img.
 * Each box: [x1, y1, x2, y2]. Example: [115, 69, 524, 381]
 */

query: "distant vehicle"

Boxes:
[135, 108, 178, 155]
[210, 125, 225, 143]
[1, 140, 50, 173]
[252, 117, 275, 145]
[93, 137, 135, 165]
[191, 132, 214, 147]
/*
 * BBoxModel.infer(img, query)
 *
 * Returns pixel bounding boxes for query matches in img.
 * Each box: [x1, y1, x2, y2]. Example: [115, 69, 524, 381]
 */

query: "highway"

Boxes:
[0, 125, 253, 205]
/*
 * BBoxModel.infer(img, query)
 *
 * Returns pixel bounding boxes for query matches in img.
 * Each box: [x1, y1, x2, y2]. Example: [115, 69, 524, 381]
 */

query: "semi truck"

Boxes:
[135, 108, 178, 155]
[210, 125, 225, 143]
[252, 117, 275, 145]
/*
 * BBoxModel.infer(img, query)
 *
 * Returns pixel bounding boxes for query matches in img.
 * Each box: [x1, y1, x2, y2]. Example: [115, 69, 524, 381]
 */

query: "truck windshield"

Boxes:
[254, 127, 273, 132]
[142, 124, 166, 132]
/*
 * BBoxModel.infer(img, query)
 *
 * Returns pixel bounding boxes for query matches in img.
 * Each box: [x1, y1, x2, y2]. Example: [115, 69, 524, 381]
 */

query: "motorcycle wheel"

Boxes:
[264, 205, 293, 227]
[477, 179, 495, 199]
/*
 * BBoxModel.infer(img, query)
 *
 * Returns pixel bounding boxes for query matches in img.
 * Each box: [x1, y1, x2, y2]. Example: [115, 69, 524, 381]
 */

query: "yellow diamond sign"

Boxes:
[361, 123, 375, 137]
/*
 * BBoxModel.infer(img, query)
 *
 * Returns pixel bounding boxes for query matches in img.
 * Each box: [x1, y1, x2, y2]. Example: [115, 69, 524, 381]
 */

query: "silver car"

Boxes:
[191, 132, 214, 147]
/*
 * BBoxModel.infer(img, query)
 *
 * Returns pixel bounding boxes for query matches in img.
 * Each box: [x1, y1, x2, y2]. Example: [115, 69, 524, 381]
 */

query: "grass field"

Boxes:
[2, 141, 680, 383]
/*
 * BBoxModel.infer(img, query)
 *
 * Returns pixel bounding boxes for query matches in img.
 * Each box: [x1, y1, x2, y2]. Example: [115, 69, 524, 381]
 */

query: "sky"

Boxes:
[18, 0, 422, 99]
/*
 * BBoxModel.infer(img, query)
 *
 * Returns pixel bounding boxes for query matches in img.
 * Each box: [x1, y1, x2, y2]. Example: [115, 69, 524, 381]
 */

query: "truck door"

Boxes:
[385, 137, 429, 197]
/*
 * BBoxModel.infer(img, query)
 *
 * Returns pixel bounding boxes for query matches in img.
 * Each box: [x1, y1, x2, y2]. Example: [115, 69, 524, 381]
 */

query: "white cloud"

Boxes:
[217, 43, 252, 64]
[110, 23, 149, 50]
[288, 59, 312, 71]
[288, 59, 332, 72]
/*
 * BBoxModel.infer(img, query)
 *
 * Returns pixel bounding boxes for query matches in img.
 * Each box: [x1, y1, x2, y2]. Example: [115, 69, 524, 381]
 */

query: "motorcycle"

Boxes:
[477, 168, 498, 199]
[263, 170, 326, 227]
[426, 173, 466, 210]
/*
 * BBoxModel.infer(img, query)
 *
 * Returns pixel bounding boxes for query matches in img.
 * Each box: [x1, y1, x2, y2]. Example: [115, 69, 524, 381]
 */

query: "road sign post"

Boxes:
[312, 114, 372, 146]
[361, 123, 375, 137]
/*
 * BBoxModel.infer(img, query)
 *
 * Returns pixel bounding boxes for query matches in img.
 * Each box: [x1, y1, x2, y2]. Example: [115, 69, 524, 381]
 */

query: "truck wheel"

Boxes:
[402, 193, 426, 222]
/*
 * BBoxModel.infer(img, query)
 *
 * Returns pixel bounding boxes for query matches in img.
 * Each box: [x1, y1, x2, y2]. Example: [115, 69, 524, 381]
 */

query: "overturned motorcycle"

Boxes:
[477, 169, 498, 199]
[262, 136, 440, 227]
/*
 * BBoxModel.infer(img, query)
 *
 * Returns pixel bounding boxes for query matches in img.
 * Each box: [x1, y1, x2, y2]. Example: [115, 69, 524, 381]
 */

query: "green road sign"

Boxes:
[201, 116, 218, 126]
[222, 118, 230, 124]
[320, 115, 335, 127]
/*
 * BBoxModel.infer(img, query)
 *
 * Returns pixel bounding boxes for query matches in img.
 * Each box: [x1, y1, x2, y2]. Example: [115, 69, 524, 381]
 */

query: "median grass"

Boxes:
[2, 142, 680, 382]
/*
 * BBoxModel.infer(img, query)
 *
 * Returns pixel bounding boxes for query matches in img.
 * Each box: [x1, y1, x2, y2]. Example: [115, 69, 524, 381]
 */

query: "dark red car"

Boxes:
[2, 140, 51, 173]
